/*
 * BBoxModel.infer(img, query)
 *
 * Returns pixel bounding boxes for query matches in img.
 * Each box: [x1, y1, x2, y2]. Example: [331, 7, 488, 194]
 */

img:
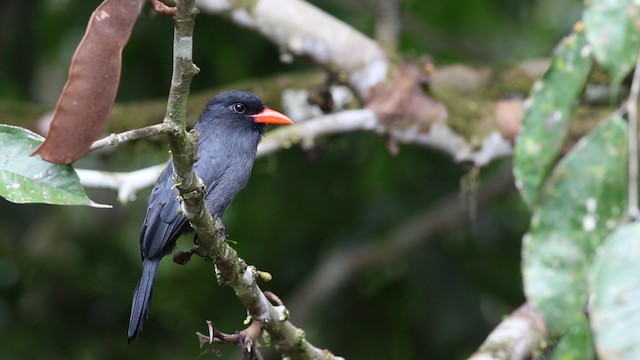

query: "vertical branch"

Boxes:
[159, 1, 344, 358]
[164, 0, 199, 175]
[627, 55, 640, 220]
[162, 0, 225, 256]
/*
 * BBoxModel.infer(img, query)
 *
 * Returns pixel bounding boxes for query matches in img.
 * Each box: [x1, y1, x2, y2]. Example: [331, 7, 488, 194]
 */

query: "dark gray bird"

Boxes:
[128, 90, 293, 342]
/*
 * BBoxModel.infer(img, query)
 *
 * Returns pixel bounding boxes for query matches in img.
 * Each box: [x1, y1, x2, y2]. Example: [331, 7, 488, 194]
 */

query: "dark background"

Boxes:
[0, 0, 580, 359]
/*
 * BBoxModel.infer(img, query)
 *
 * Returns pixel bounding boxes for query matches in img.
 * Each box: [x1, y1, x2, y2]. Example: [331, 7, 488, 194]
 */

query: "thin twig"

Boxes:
[197, 320, 264, 360]
[76, 164, 166, 203]
[90, 122, 171, 151]
[148, 0, 176, 16]
[626, 55, 640, 221]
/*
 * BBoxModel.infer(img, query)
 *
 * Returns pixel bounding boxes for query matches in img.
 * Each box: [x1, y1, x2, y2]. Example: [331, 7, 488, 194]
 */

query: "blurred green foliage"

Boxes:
[0, 0, 581, 359]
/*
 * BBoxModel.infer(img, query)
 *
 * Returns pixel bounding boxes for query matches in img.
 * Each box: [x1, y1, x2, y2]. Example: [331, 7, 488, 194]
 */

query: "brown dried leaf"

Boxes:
[366, 59, 448, 130]
[32, 0, 144, 164]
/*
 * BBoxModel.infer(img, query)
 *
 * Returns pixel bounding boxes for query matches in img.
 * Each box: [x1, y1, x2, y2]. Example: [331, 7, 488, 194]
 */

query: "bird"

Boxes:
[128, 90, 293, 343]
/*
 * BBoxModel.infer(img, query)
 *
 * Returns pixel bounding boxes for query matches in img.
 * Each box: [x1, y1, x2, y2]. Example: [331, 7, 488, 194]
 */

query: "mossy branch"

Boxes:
[162, 1, 342, 359]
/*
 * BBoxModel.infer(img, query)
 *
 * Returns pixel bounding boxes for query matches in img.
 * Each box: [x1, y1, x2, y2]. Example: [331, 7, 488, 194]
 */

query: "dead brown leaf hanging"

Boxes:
[33, 0, 144, 164]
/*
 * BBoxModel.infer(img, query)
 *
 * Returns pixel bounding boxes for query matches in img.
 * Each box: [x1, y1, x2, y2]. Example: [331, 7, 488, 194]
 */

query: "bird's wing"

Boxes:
[194, 135, 232, 217]
[193, 130, 229, 192]
[140, 161, 188, 259]
[140, 141, 229, 259]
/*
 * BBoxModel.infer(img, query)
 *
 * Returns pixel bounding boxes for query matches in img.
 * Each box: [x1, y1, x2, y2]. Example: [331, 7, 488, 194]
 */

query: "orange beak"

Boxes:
[251, 108, 294, 125]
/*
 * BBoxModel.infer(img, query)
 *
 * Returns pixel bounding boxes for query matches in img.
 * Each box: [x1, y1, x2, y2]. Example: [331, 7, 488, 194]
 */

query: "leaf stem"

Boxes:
[627, 55, 640, 221]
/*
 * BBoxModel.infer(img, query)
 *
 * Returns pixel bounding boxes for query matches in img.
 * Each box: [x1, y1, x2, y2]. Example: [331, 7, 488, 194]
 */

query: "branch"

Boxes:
[10, 60, 607, 173]
[148, 0, 176, 16]
[77, 108, 511, 202]
[288, 161, 515, 322]
[90, 122, 171, 151]
[374, 0, 401, 53]
[77, 121, 172, 203]
[468, 304, 548, 360]
[626, 55, 640, 220]
[76, 164, 166, 203]
[197, 320, 263, 359]
[161, 2, 342, 359]
[257, 109, 379, 156]
[195, 0, 388, 99]
[259, 108, 512, 165]
[390, 125, 512, 166]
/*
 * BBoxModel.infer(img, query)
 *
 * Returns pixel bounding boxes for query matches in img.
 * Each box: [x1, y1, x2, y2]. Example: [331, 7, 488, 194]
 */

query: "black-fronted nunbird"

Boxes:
[128, 90, 293, 343]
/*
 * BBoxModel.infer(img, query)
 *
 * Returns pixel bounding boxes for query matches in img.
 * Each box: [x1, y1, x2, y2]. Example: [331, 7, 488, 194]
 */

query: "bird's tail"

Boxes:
[128, 259, 160, 343]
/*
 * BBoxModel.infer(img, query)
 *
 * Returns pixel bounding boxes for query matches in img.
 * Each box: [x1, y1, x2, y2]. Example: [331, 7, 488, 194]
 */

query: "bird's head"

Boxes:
[198, 90, 293, 135]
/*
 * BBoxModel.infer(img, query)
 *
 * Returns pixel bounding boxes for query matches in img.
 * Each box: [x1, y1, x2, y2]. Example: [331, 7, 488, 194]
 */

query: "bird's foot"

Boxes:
[172, 250, 193, 265]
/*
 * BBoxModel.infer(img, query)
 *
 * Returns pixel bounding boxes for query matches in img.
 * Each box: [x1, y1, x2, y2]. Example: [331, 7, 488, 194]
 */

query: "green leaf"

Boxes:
[0, 124, 109, 207]
[584, 0, 640, 83]
[589, 222, 640, 360]
[522, 114, 627, 334]
[514, 30, 593, 208]
[551, 317, 595, 360]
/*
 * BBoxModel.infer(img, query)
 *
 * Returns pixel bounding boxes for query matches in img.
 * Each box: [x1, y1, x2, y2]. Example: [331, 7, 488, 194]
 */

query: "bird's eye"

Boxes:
[231, 103, 246, 114]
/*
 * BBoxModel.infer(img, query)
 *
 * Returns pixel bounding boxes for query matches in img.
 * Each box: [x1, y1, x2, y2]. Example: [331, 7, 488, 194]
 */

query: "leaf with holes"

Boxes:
[514, 29, 593, 208]
[522, 114, 627, 335]
[0, 124, 109, 207]
[589, 223, 640, 360]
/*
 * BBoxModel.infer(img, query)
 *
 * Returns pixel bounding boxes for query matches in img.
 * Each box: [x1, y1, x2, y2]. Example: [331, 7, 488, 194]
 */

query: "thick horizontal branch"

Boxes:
[196, 0, 388, 99]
